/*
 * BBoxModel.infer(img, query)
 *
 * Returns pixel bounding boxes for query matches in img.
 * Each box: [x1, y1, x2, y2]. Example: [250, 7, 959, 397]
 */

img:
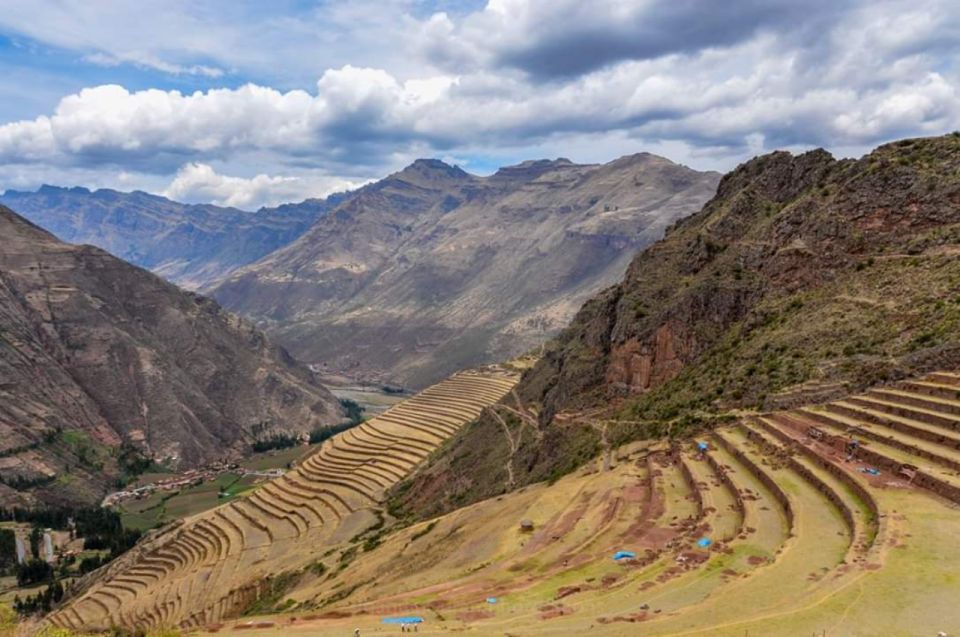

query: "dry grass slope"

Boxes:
[41, 367, 520, 633]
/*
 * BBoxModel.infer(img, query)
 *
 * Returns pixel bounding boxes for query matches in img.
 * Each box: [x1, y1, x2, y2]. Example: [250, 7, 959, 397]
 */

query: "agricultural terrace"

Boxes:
[199, 370, 960, 637]
[41, 367, 520, 633]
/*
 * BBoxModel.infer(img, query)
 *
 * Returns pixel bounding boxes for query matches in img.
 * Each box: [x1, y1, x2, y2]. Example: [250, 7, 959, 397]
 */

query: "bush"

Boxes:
[79, 554, 107, 575]
[14, 579, 64, 615]
[339, 398, 365, 426]
[251, 434, 300, 453]
[309, 420, 361, 445]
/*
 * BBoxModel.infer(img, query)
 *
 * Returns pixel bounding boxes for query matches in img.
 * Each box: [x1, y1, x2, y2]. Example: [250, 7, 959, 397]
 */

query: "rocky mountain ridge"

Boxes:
[212, 153, 721, 388]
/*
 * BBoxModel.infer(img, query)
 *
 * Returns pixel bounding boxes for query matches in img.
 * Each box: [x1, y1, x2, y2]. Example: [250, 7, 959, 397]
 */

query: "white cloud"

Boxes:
[163, 162, 364, 210]
[0, 0, 433, 85]
[83, 52, 224, 78]
[0, 0, 960, 205]
[3, 41, 956, 177]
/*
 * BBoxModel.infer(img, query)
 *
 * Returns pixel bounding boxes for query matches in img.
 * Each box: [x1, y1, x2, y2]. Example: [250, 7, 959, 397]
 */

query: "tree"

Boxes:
[28, 526, 43, 560]
[0, 529, 16, 572]
[16, 559, 53, 586]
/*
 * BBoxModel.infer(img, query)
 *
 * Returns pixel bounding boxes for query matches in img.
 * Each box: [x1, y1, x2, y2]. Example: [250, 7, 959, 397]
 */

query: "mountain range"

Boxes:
[211, 154, 720, 387]
[3, 155, 719, 390]
[0, 205, 343, 506]
[0, 186, 347, 291]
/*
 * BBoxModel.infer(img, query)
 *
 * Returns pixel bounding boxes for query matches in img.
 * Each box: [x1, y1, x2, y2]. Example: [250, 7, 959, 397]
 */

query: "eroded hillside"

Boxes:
[212, 155, 720, 388]
[0, 206, 342, 506]
[392, 133, 960, 518]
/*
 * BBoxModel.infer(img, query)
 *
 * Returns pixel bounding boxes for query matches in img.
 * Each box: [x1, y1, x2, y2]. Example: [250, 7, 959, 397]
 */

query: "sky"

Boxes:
[0, 0, 959, 209]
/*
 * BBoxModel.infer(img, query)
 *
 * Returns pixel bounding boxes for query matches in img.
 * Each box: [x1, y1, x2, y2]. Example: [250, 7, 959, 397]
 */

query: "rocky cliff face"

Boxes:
[212, 154, 720, 388]
[0, 186, 345, 290]
[391, 134, 960, 519]
[0, 206, 342, 506]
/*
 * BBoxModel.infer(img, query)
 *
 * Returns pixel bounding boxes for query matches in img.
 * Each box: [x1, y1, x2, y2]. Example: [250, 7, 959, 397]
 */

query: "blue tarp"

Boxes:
[486, 597, 498, 604]
[613, 551, 637, 561]
[697, 537, 713, 548]
[382, 617, 424, 624]
[697, 441, 709, 451]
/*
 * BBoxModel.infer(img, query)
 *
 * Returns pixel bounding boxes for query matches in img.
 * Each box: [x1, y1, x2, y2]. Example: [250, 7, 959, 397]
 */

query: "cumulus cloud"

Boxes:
[0, 68, 458, 171]
[1, 0, 960, 204]
[423, 0, 842, 79]
[163, 163, 364, 210]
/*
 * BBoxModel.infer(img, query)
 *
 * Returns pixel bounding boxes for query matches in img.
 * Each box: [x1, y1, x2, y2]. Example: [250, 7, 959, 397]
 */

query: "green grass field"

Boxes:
[118, 445, 320, 530]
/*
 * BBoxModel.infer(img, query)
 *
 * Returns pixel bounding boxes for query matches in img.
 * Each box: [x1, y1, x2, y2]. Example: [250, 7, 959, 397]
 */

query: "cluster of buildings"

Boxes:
[101, 462, 285, 507]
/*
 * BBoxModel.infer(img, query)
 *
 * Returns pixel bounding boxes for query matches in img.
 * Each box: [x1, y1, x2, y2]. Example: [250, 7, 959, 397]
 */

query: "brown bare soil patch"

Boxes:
[538, 603, 574, 620]
[597, 612, 649, 624]
[456, 610, 495, 622]
[555, 585, 582, 600]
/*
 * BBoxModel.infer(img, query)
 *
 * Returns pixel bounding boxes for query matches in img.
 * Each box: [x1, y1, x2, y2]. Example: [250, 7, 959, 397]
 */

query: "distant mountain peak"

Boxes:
[212, 151, 720, 389]
[397, 158, 472, 182]
[37, 184, 92, 195]
[491, 157, 579, 181]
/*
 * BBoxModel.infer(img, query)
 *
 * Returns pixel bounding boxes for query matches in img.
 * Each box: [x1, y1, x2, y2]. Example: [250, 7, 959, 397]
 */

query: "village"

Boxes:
[101, 462, 286, 508]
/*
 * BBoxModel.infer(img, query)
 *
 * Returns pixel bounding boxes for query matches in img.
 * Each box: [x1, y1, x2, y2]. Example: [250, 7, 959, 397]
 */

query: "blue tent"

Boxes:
[486, 597, 498, 604]
[613, 550, 637, 561]
[697, 441, 709, 452]
[697, 537, 712, 548]
[382, 617, 424, 624]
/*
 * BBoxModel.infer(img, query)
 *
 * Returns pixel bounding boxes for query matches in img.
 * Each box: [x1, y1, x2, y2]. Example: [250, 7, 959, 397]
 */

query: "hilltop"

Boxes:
[392, 133, 960, 518]
[211, 154, 720, 388]
[0, 205, 343, 506]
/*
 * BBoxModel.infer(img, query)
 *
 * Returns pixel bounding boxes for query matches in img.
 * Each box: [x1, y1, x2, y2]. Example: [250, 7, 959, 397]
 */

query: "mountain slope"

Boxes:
[0, 186, 345, 290]
[0, 205, 343, 506]
[212, 154, 720, 388]
[392, 133, 960, 519]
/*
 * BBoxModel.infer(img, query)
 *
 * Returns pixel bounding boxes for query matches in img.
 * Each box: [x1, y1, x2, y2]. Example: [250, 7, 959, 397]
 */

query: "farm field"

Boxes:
[190, 370, 960, 637]
[43, 367, 521, 633]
